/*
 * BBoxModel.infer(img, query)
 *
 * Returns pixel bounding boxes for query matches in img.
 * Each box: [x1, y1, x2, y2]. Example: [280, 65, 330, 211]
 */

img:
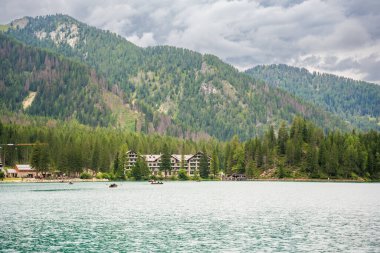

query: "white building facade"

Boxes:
[125, 151, 210, 176]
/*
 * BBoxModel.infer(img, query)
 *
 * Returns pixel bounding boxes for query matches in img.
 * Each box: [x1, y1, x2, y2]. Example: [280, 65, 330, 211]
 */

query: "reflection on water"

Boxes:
[31, 189, 86, 192]
[0, 182, 379, 252]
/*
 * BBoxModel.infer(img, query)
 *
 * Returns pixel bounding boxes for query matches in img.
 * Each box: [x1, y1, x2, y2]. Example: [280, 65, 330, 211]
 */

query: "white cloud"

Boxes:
[126, 32, 156, 47]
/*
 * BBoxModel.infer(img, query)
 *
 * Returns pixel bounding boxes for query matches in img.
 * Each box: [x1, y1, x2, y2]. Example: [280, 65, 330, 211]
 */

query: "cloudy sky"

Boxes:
[1, 0, 380, 83]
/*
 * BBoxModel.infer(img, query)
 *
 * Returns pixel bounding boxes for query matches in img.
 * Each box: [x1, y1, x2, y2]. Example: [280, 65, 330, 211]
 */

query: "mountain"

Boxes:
[246, 64, 380, 131]
[2, 15, 349, 140]
[0, 33, 114, 127]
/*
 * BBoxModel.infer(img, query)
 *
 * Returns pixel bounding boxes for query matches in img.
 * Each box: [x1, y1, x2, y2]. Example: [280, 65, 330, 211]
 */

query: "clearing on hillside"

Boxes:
[22, 92, 37, 110]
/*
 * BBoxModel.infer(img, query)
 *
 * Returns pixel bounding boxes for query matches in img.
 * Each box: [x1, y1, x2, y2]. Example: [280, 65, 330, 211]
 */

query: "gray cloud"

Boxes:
[0, 0, 379, 83]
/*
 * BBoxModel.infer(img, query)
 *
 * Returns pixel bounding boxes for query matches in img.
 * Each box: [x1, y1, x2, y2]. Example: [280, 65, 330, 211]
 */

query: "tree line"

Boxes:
[0, 116, 379, 180]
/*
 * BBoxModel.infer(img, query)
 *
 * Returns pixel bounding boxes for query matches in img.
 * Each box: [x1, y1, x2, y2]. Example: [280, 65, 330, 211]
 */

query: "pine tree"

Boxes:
[375, 152, 380, 178]
[199, 151, 209, 179]
[30, 143, 41, 173]
[92, 141, 100, 171]
[113, 151, 120, 175]
[267, 125, 276, 148]
[255, 140, 263, 168]
[278, 121, 288, 155]
[233, 145, 245, 173]
[69, 145, 82, 175]
[180, 143, 185, 171]
[211, 148, 219, 177]
[326, 143, 340, 177]
[29, 142, 50, 176]
[57, 146, 69, 174]
[132, 156, 150, 180]
[306, 145, 319, 177]
[160, 143, 171, 177]
[245, 158, 255, 178]
[118, 144, 129, 176]
[224, 143, 231, 174]
[39, 146, 50, 176]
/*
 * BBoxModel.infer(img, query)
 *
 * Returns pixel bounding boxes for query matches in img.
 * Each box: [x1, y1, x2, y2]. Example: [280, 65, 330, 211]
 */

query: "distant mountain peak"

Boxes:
[34, 21, 80, 48]
[9, 17, 29, 29]
[246, 64, 380, 131]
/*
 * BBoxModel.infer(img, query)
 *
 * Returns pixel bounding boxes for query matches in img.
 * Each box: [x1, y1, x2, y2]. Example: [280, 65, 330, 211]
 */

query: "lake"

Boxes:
[0, 181, 379, 252]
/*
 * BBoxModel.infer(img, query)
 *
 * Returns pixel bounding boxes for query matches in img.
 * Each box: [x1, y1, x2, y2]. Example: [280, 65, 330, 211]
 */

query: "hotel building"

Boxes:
[125, 151, 211, 176]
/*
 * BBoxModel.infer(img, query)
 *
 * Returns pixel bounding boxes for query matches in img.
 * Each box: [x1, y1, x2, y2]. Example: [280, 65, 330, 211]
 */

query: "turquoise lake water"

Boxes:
[0, 181, 379, 252]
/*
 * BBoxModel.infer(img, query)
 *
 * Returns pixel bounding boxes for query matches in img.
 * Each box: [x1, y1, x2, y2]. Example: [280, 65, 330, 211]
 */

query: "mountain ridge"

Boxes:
[2, 14, 353, 140]
[245, 64, 380, 131]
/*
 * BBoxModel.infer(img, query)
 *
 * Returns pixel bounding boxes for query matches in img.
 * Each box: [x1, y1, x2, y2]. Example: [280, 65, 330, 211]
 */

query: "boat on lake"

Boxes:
[109, 183, 118, 188]
[150, 181, 163, 185]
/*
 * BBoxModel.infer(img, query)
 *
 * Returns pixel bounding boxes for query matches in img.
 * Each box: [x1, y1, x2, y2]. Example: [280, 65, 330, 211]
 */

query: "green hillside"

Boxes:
[0, 34, 114, 126]
[246, 64, 380, 131]
[4, 14, 349, 140]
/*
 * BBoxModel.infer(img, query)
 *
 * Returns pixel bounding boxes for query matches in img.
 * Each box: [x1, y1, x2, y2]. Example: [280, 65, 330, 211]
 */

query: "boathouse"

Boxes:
[14, 164, 37, 178]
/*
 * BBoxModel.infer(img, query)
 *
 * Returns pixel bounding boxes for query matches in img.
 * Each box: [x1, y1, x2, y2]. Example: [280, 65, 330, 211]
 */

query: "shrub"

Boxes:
[277, 165, 292, 178]
[125, 171, 132, 179]
[102, 172, 115, 180]
[0, 170, 4, 180]
[178, 169, 189, 181]
[80, 172, 92, 179]
[192, 172, 201, 181]
[96, 172, 104, 179]
[350, 172, 359, 180]
[142, 175, 151, 180]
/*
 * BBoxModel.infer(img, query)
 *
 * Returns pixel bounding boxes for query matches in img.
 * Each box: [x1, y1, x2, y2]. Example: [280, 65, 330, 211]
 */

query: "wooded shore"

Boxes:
[1, 178, 377, 183]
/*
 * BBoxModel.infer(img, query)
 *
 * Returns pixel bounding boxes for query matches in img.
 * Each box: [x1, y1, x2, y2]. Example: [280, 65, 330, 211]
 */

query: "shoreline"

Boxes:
[1, 178, 378, 183]
[0, 178, 109, 183]
[247, 178, 376, 183]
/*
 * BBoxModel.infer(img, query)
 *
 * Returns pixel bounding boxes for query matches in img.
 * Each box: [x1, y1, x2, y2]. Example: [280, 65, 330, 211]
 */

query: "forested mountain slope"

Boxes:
[4, 15, 349, 140]
[0, 34, 113, 126]
[246, 64, 380, 131]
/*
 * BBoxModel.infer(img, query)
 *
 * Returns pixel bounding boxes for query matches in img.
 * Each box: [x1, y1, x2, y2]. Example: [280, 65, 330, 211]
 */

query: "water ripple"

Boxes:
[0, 182, 379, 252]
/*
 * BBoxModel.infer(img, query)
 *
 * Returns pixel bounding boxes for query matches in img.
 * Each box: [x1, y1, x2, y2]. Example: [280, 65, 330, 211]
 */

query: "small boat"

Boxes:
[151, 181, 163, 185]
[109, 183, 118, 188]
[68, 182, 73, 185]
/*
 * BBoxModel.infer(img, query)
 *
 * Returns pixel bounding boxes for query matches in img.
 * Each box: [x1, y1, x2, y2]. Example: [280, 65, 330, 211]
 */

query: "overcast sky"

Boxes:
[1, 0, 380, 83]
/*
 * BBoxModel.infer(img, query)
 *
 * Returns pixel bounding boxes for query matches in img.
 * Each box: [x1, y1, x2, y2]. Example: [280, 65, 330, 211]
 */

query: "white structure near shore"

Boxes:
[125, 151, 210, 176]
[3, 164, 37, 178]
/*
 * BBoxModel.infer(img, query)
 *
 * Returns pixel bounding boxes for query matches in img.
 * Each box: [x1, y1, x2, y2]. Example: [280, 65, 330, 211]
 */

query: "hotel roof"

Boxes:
[143, 154, 161, 162]
[171, 154, 193, 161]
[6, 168, 17, 174]
[15, 164, 35, 171]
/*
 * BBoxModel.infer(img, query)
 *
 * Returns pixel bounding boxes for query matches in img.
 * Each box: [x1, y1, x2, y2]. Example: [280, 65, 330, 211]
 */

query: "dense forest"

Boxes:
[1, 117, 379, 180]
[0, 33, 113, 126]
[246, 64, 380, 131]
[4, 15, 350, 140]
